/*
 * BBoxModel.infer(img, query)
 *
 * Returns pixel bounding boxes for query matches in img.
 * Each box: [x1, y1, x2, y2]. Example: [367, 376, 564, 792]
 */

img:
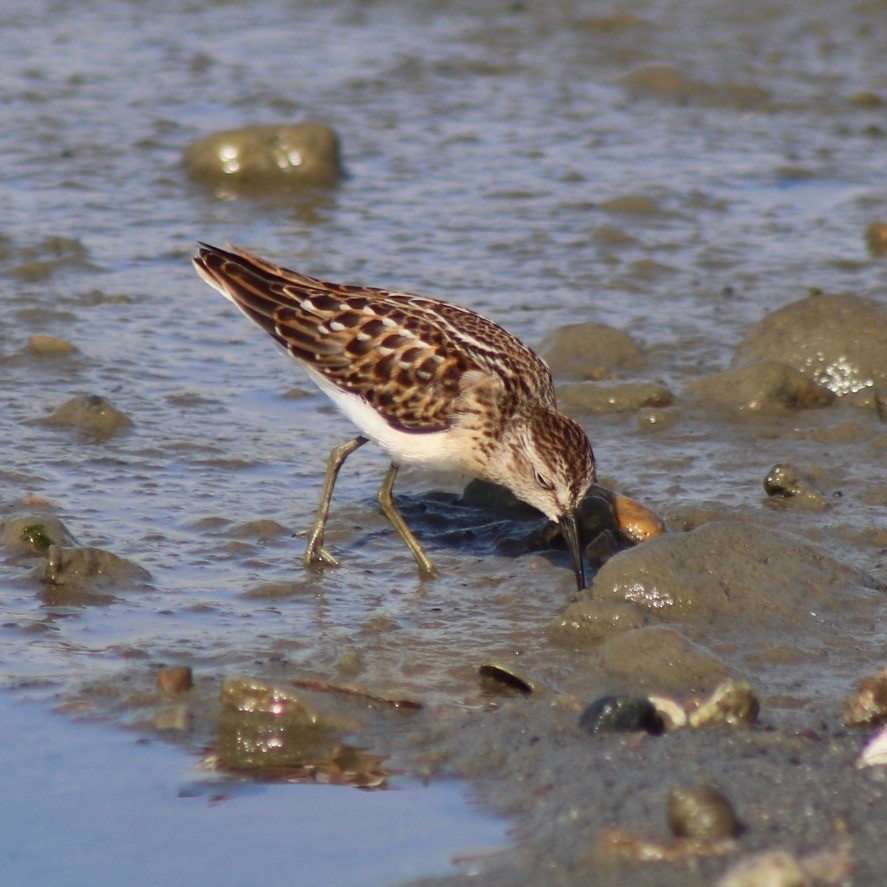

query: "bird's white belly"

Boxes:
[305, 368, 469, 471]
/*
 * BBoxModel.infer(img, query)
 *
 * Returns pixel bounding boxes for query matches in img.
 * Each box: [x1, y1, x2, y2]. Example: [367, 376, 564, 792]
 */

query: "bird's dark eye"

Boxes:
[534, 470, 554, 491]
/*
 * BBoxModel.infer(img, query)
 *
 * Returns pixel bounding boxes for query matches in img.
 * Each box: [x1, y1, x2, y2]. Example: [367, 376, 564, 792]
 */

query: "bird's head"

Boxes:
[497, 408, 596, 589]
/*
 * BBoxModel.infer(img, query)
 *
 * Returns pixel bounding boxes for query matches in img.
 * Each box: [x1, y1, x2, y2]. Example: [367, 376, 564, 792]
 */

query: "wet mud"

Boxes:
[1, 0, 886, 884]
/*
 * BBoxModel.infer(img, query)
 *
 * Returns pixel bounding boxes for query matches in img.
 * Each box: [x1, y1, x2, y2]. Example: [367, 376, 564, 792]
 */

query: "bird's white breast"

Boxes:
[305, 368, 469, 471]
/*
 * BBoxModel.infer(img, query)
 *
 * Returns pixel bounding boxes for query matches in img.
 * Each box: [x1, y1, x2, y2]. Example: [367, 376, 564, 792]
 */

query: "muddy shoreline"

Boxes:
[2, 0, 886, 883]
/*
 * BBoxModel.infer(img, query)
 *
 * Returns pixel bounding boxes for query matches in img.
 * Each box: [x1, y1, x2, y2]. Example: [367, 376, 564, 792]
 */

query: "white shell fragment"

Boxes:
[857, 725, 887, 768]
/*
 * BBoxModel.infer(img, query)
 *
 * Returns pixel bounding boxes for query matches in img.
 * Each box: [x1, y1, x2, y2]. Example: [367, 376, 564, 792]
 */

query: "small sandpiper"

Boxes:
[193, 243, 596, 589]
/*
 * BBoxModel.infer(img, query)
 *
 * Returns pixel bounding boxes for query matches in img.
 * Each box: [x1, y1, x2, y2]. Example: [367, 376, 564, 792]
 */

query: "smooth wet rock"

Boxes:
[730, 292, 887, 396]
[42, 394, 133, 439]
[579, 694, 664, 735]
[688, 680, 760, 728]
[588, 520, 881, 627]
[763, 463, 829, 511]
[184, 123, 342, 191]
[592, 627, 738, 695]
[687, 361, 834, 411]
[536, 321, 645, 381]
[557, 380, 673, 414]
[843, 665, 887, 728]
[668, 785, 741, 839]
[0, 513, 76, 556]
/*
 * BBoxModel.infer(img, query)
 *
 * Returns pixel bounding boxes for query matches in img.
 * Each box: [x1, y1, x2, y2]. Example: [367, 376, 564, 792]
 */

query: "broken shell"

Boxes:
[857, 725, 887, 768]
[716, 850, 809, 887]
[648, 695, 688, 731]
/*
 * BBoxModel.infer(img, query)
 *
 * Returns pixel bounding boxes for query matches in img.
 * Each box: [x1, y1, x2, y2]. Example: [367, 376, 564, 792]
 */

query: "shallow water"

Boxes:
[1, 0, 885, 883]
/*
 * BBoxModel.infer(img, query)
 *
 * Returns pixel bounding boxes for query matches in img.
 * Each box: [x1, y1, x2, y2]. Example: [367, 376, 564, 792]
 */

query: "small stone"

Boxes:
[689, 680, 759, 728]
[668, 785, 741, 839]
[156, 666, 193, 693]
[843, 665, 887, 727]
[579, 694, 665, 735]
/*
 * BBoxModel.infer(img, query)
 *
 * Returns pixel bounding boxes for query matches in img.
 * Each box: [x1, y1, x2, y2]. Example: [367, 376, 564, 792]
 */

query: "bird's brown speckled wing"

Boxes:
[193, 243, 554, 432]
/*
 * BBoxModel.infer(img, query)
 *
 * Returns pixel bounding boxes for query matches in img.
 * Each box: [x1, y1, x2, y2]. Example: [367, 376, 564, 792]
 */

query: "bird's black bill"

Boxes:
[560, 510, 586, 591]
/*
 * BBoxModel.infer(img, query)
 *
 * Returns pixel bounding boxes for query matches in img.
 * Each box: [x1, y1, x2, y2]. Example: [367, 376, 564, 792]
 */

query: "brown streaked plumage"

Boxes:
[193, 242, 596, 588]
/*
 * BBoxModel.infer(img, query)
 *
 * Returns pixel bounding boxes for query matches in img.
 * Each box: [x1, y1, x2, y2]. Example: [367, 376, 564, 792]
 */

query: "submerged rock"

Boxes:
[536, 321, 645, 381]
[25, 335, 77, 356]
[557, 380, 673, 414]
[0, 513, 76, 556]
[42, 394, 133, 439]
[211, 677, 386, 786]
[184, 122, 342, 191]
[31, 544, 150, 596]
[687, 361, 834, 411]
[730, 292, 887, 396]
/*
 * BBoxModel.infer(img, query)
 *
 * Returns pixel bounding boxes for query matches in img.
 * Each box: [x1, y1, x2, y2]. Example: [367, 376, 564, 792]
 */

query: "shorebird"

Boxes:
[193, 243, 596, 588]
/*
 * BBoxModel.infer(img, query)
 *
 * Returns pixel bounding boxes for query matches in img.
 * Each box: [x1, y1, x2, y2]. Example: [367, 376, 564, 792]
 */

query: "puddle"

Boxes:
[0, 691, 507, 887]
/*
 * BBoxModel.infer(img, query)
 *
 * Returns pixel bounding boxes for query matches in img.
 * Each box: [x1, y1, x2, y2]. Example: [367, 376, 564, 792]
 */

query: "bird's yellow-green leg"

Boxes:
[376, 462, 437, 579]
[302, 436, 368, 568]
